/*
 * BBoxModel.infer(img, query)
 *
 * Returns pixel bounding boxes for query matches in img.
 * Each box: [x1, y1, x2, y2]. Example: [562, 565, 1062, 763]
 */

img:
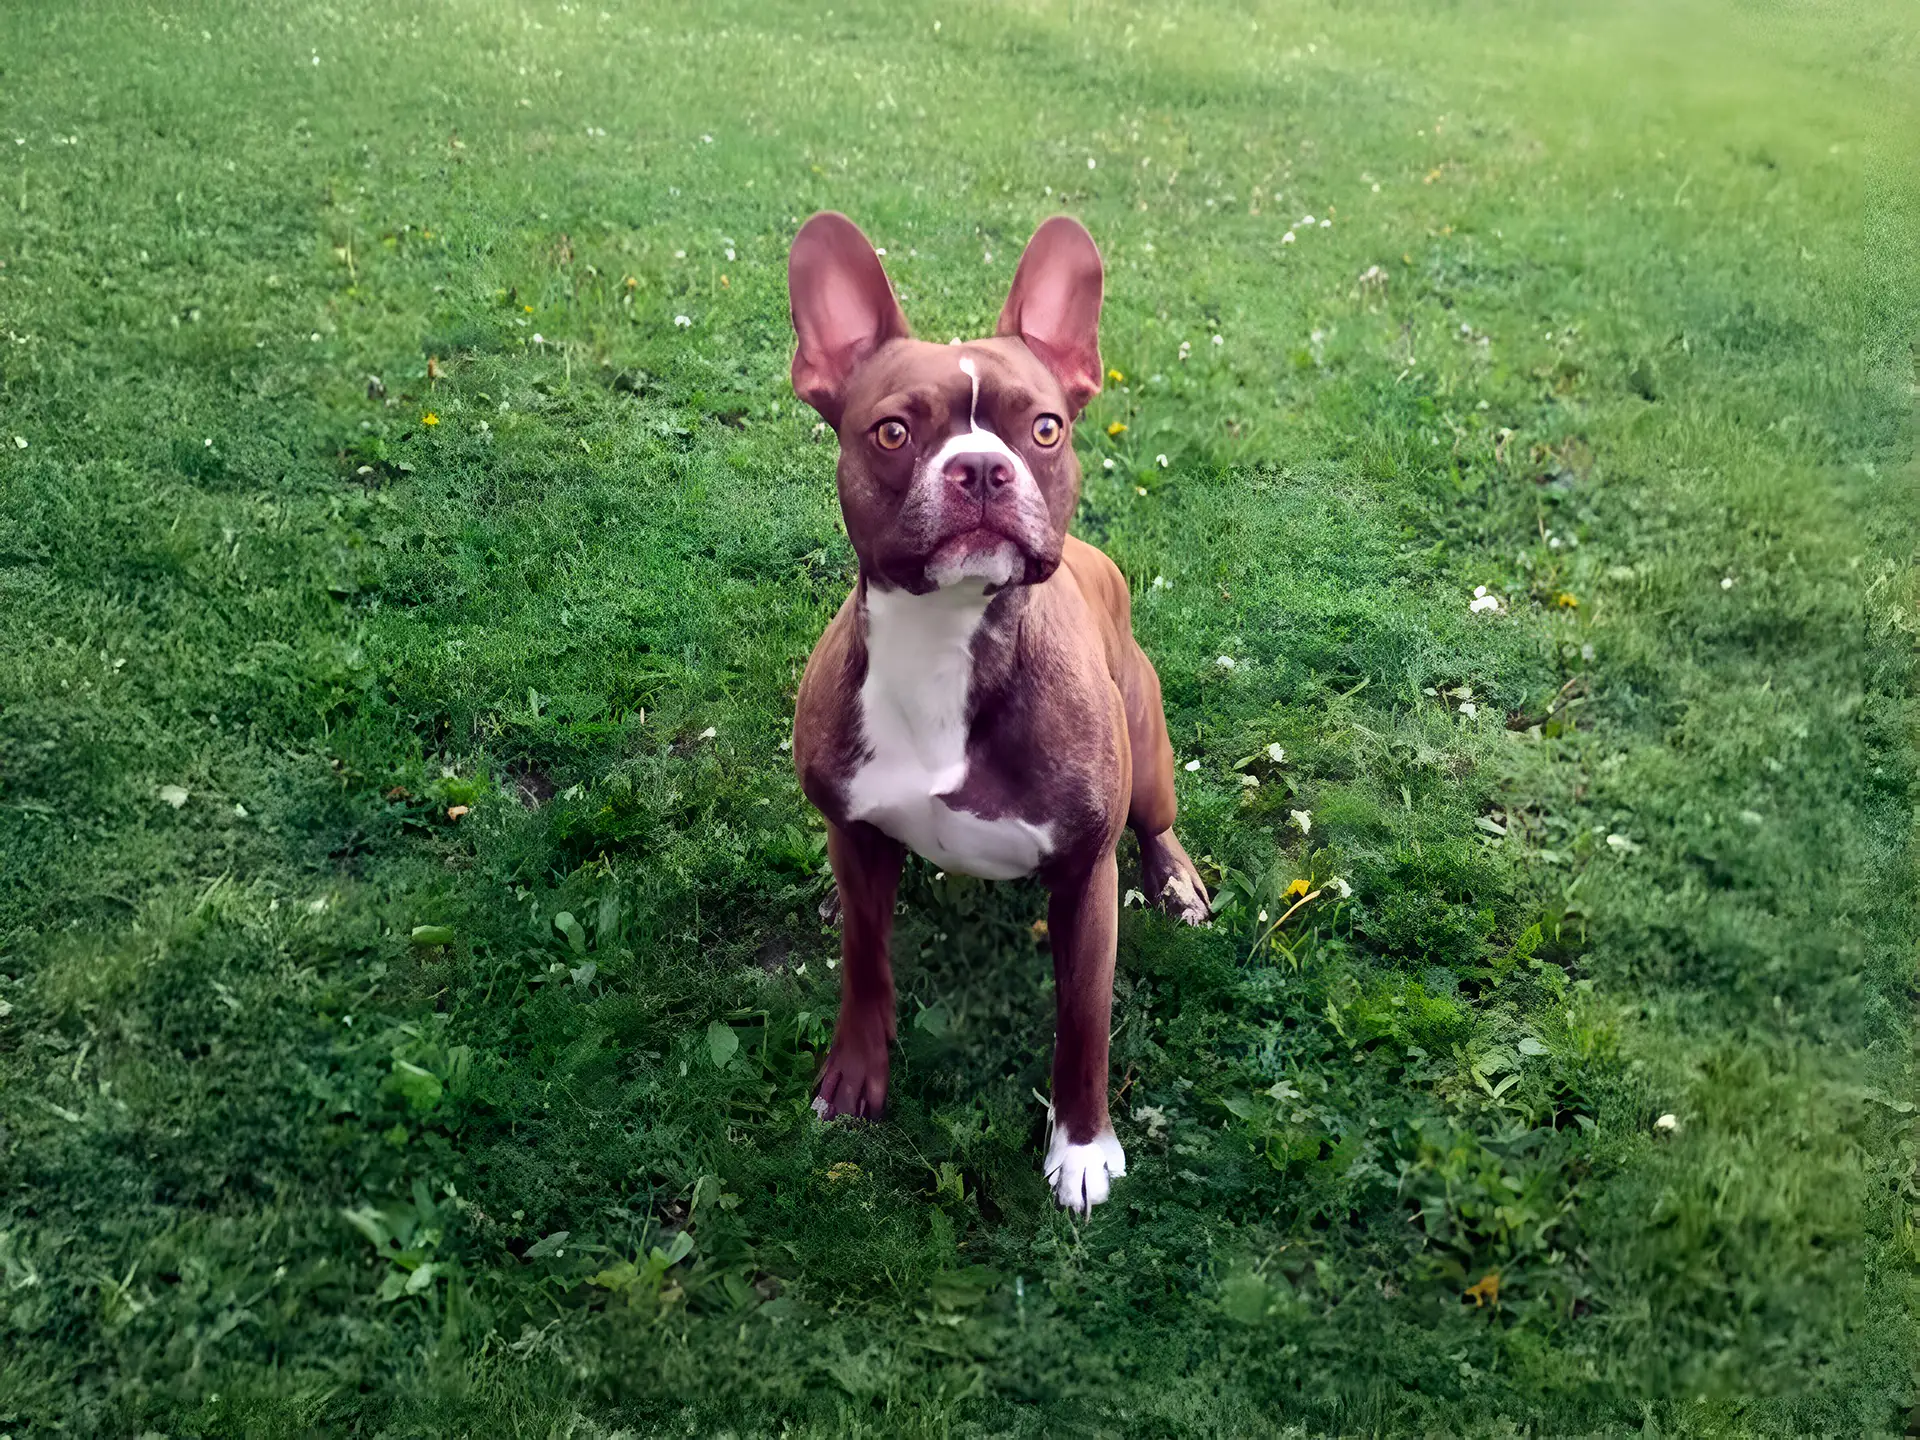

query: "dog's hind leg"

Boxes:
[1117, 638, 1210, 925]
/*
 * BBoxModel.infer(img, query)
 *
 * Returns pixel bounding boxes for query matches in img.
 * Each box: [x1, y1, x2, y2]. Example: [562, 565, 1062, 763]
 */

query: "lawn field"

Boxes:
[1, 1, 1916, 1434]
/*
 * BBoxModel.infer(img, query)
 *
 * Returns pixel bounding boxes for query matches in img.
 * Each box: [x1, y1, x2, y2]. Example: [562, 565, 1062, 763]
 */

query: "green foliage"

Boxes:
[0, 0, 1914, 1435]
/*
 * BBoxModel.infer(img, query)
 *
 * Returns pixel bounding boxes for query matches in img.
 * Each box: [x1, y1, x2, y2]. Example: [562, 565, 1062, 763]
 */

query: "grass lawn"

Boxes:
[2, 0, 1916, 1433]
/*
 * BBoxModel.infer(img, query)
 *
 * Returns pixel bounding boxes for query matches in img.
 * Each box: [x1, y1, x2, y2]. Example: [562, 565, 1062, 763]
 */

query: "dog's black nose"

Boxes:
[943, 451, 1015, 500]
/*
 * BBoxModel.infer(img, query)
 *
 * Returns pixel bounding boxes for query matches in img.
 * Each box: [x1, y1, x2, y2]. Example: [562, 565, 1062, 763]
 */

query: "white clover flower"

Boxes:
[1266, 743, 1286, 763]
[673, 315, 691, 328]
[1155, 454, 1169, 468]
[1330, 876, 1352, 899]
[1102, 457, 1115, 471]
[1183, 758, 1201, 772]
[1215, 655, 1236, 669]
[1654, 1113, 1680, 1134]
[1087, 157, 1097, 170]
[1281, 230, 1296, 244]
[1289, 809, 1312, 836]
[1469, 585, 1503, 614]
[1211, 334, 1223, 346]
[1151, 575, 1170, 590]
[1720, 576, 1735, 590]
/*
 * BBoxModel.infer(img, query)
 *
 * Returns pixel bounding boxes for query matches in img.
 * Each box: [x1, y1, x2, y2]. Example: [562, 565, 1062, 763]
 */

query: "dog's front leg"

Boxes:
[1044, 847, 1127, 1212]
[812, 820, 905, 1121]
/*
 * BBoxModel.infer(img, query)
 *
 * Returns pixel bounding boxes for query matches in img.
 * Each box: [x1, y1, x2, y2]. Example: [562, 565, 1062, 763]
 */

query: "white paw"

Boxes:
[1159, 872, 1210, 925]
[1044, 1127, 1126, 1214]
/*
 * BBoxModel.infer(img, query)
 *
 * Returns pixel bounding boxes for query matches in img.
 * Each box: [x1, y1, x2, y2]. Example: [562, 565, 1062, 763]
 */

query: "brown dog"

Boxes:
[787, 212, 1208, 1211]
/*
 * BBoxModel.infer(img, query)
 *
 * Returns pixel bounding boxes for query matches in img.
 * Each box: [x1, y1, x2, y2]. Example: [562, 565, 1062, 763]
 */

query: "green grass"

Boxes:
[2, 1, 1916, 1433]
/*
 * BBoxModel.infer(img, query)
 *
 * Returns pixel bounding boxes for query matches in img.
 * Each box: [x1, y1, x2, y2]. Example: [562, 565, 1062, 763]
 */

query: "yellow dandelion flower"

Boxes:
[1285, 878, 1311, 899]
[422, 412, 439, 427]
[1106, 421, 1128, 436]
[522, 304, 534, 313]
[1107, 367, 1126, 383]
[1555, 592, 1578, 608]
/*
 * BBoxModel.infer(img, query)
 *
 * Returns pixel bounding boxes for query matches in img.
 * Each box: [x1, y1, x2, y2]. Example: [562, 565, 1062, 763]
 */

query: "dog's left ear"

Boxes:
[789, 212, 909, 428]
[996, 216, 1103, 417]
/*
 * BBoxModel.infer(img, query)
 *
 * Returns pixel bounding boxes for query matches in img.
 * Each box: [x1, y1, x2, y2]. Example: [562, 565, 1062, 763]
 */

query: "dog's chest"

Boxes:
[843, 585, 1052, 880]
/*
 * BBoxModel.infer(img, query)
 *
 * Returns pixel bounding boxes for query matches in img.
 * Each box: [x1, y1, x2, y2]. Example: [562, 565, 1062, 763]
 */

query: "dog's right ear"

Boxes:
[788, 212, 909, 427]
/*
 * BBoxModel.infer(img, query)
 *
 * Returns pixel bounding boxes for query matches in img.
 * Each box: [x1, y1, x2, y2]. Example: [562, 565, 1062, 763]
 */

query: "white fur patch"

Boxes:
[926, 538, 1020, 589]
[1045, 1125, 1127, 1213]
[846, 581, 1053, 880]
[1159, 871, 1210, 924]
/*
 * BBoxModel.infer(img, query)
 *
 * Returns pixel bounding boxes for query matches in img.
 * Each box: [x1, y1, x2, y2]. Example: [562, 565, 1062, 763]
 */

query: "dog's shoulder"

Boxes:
[1055, 533, 1137, 675]
[792, 588, 868, 818]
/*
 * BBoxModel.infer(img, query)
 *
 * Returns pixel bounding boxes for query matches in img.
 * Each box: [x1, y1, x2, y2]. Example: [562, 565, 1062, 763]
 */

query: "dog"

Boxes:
[786, 212, 1209, 1212]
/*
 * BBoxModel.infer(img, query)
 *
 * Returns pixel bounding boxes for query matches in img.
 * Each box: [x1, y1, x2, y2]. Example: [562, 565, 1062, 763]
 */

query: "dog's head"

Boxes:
[787, 213, 1103, 595]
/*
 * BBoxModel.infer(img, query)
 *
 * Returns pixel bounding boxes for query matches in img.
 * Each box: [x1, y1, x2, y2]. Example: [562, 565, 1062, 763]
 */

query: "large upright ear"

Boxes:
[995, 216, 1103, 416]
[788, 212, 910, 426]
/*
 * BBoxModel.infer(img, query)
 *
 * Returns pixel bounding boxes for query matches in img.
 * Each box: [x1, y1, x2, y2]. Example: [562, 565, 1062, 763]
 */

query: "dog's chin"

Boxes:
[919, 532, 1066, 593]
[924, 536, 1022, 591]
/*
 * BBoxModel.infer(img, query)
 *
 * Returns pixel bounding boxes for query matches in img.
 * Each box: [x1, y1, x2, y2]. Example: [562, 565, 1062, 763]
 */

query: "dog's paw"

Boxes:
[811, 1023, 888, 1121]
[1044, 1128, 1126, 1214]
[1157, 871, 1211, 926]
[1139, 828, 1211, 926]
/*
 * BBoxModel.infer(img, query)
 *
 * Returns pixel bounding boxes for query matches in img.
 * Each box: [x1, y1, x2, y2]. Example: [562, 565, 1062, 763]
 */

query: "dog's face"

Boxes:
[787, 214, 1104, 595]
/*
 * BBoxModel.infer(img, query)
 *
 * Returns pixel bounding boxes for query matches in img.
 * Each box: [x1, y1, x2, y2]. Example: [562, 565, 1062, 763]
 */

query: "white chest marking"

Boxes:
[844, 582, 1053, 880]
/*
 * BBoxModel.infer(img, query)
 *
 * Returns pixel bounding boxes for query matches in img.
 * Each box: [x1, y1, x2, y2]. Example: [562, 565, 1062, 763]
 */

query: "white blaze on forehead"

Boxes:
[917, 352, 1037, 511]
[958, 353, 982, 430]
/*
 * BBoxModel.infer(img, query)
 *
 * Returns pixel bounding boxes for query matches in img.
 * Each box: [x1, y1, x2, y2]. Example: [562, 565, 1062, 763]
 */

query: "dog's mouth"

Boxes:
[924, 529, 1025, 589]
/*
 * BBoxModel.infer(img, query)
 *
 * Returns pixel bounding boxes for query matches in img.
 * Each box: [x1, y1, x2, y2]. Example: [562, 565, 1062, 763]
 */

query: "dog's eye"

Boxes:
[1032, 414, 1064, 447]
[873, 419, 909, 451]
